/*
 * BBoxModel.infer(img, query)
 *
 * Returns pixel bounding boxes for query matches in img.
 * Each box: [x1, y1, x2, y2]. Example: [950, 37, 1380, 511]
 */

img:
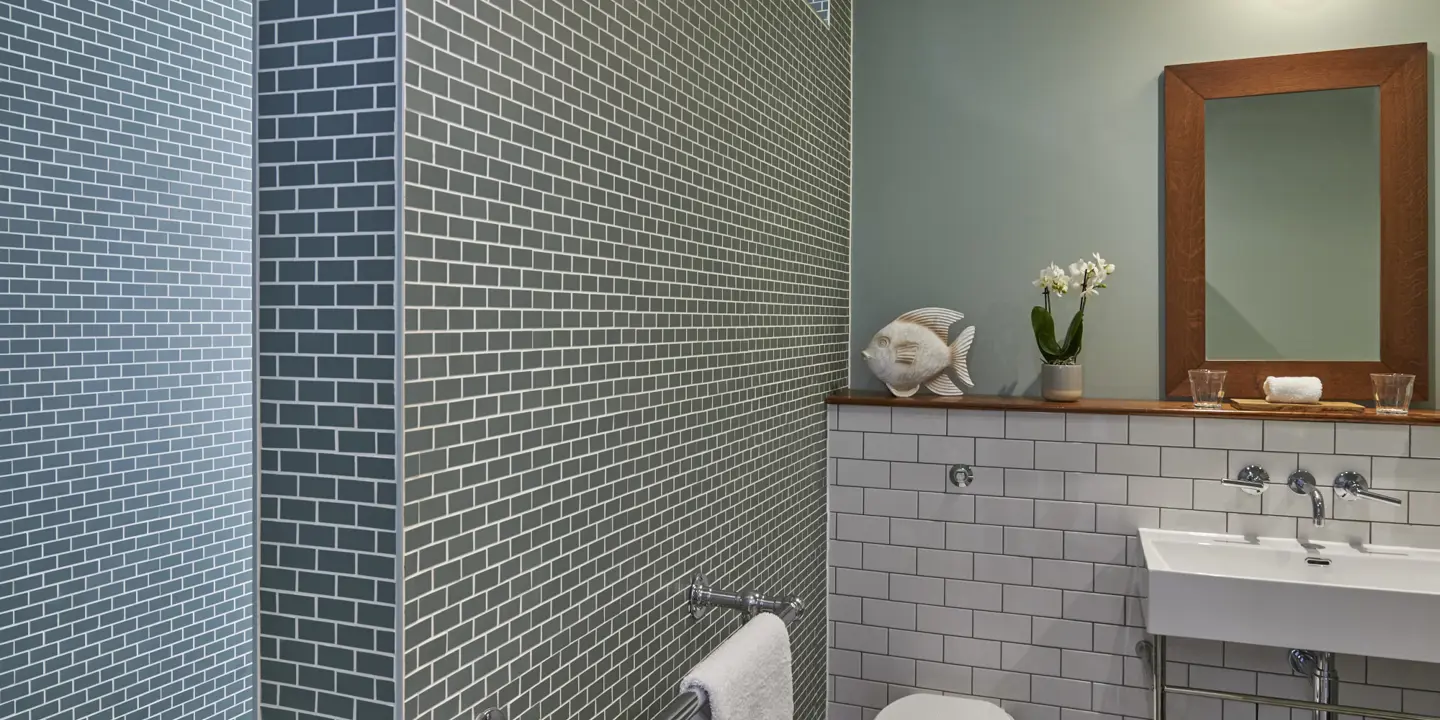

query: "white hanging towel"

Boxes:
[680, 613, 794, 720]
[1263, 376, 1323, 404]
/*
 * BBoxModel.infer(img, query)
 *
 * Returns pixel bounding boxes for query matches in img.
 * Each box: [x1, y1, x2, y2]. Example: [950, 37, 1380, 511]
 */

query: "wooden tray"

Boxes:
[1230, 398, 1365, 414]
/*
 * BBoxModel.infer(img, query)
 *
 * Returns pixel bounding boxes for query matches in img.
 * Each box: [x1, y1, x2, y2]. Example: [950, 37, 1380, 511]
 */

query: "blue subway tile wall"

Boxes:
[256, 0, 400, 718]
[0, 1, 254, 719]
[401, 1, 851, 719]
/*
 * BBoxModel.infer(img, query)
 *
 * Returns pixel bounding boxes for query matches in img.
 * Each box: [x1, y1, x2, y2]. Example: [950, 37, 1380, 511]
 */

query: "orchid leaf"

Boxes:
[1059, 308, 1084, 362]
[1031, 306, 1064, 365]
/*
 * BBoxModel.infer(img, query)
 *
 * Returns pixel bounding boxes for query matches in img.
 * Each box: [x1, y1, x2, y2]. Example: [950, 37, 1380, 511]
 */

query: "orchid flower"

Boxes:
[1032, 263, 1070, 296]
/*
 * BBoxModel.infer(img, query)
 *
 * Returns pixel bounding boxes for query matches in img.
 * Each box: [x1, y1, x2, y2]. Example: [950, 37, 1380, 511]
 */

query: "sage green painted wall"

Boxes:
[852, 0, 1437, 400]
[1205, 88, 1380, 362]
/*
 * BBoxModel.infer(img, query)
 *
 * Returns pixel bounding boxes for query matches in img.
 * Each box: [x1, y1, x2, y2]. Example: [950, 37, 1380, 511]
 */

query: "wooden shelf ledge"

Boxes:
[826, 388, 1440, 426]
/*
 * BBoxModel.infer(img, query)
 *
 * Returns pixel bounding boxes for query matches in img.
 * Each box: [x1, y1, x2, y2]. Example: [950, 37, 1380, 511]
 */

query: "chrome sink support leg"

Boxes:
[1291, 649, 1339, 720]
[1147, 636, 1432, 720]
[1152, 636, 1166, 720]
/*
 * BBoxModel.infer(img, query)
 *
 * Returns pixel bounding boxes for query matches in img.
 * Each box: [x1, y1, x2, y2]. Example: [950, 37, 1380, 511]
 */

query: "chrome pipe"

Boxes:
[1162, 686, 1435, 720]
[1293, 650, 1341, 720]
[1315, 652, 1339, 720]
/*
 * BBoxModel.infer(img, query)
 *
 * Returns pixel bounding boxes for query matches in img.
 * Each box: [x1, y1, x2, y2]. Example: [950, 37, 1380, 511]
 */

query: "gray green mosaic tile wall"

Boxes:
[0, 1, 254, 719]
[400, 1, 851, 718]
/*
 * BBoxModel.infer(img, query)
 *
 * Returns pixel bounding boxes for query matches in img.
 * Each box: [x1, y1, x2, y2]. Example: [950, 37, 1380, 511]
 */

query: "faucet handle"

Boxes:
[1334, 471, 1402, 506]
[1220, 464, 1268, 494]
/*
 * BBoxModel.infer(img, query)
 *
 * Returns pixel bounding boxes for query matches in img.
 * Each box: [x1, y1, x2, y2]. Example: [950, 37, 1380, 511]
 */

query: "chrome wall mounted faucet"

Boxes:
[1288, 470, 1325, 527]
[1334, 471, 1401, 506]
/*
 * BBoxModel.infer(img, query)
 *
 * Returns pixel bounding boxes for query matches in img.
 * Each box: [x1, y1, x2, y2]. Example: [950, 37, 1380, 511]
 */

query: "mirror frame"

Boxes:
[1164, 43, 1429, 401]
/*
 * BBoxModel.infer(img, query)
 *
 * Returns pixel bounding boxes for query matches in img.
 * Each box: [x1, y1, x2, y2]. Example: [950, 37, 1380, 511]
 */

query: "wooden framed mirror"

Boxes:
[1164, 43, 1429, 401]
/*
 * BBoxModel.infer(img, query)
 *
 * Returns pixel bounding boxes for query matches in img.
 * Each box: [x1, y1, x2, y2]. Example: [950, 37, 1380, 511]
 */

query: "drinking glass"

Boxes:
[1188, 369, 1228, 410]
[1372, 373, 1415, 416]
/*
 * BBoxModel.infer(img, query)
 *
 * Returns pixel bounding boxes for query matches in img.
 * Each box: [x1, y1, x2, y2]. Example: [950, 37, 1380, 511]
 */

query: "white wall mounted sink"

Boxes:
[1141, 528, 1440, 664]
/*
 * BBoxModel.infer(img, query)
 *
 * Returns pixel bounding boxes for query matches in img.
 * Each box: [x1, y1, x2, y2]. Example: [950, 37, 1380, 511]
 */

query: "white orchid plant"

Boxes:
[1030, 253, 1116, 366]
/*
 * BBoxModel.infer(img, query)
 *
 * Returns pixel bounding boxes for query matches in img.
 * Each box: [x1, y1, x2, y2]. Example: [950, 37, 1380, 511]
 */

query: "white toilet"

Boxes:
[875, 694, 1015, 720]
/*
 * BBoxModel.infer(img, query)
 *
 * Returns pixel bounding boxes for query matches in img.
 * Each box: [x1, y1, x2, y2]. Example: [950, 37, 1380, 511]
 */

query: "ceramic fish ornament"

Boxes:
[861, 308, 976, 397]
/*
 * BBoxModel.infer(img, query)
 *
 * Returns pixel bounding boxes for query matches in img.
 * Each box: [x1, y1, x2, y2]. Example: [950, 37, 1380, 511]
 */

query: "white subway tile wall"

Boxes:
[829, 408, 1440, 719]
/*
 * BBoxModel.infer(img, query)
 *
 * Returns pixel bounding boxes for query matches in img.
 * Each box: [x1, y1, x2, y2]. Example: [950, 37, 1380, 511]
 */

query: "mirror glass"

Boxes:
[1204, 87, 1381, 361]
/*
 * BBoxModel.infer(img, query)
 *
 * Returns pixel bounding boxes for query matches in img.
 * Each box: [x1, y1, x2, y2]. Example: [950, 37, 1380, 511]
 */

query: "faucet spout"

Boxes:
[1288, 470, 1324, 527]
[1305, 485, 1325, 528]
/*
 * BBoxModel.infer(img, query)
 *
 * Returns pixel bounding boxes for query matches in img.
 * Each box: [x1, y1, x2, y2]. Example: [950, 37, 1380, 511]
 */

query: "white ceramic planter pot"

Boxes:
[1042, 364, 1083, 402]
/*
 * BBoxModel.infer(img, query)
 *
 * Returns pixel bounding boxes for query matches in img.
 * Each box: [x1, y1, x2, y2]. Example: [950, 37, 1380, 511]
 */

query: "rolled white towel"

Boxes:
[1263, 376, 1323, 404]
[681, 613, 793, 720]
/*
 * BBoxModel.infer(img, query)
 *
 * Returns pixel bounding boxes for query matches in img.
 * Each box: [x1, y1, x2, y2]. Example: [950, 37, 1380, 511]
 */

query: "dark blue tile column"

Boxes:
[256, 0, 401, 718]
[0, 1, 255, 719]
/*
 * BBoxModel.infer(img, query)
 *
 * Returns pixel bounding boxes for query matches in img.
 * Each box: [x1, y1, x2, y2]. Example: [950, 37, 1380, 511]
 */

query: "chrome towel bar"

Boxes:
[685, 573, 803, 626]
[654, 689, 706, 720]
[653, 574, 802, 720]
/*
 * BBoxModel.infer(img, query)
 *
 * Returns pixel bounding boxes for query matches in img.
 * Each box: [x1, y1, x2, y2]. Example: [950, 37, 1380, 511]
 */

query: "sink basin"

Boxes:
[1141, 528, 1440, 663]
